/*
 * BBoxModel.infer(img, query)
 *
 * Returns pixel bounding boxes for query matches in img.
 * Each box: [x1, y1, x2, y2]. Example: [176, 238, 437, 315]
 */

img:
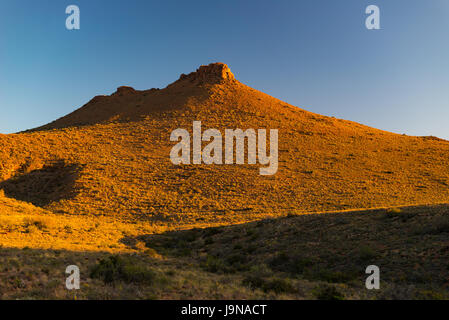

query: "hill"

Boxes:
[0, 62, 448, 299]
[1, 62, 448, 229]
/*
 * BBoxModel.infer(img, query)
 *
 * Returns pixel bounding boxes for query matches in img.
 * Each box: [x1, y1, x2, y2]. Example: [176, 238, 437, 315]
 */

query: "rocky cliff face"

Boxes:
[174, 62, 235, 85]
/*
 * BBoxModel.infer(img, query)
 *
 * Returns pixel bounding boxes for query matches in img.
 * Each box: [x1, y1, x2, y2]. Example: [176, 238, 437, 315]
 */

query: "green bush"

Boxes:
[269, 252, 315, 275]
[305, 268, 355, 283]
[313, 285, 344, 300]
[202, 227, 223, 237]
[243, 276, 297, 294]
[413, 216, 449, 235]
[200, 256, 228, 273]
[90, 255, 155, 284]
[358, 246, 378, 262]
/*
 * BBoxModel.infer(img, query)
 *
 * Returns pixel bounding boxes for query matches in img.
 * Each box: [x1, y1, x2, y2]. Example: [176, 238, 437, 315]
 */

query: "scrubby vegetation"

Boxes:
[90, 255, 156, 284]
[1, 205, 449, 299]
[0, 64, 448, 299]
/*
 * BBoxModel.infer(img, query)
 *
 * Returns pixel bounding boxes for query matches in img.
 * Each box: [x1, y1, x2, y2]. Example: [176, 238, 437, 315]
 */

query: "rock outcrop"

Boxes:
[174, 62, 235, 85]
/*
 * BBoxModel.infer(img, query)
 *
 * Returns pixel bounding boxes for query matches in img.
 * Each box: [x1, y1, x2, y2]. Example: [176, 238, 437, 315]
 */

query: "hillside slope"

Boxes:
[0, 62, 448, 229]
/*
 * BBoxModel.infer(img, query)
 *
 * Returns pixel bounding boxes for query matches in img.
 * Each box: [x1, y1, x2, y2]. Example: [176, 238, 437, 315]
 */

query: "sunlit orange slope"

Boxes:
[1, 62, 449, 227]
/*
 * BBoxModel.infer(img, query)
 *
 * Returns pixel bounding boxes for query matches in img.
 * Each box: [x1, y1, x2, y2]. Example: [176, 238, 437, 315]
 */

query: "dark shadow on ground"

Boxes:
[0, 160, 81, 207]
[120, 204, 449, 299]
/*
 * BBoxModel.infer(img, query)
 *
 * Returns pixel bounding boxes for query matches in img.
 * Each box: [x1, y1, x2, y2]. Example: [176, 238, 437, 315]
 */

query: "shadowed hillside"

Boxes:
[1, 205, 448, 299]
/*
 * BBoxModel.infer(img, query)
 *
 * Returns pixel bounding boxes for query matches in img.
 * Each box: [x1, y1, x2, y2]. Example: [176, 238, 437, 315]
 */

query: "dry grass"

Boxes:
[0, 205, 448, 299]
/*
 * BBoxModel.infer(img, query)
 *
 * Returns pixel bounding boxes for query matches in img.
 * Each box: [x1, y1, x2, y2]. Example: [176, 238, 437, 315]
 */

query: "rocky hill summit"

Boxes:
[174, 62, 235, 85]
[5, 62, 449, 226]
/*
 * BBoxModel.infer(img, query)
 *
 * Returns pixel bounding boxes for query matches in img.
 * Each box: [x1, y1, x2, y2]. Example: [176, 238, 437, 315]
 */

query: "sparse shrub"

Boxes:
[387, 207, 402, 214]
[305, 268, 354, 284]
[242, 276, 296, 294]
[144, 247, 161, 258]
[23, 218, 48, 232]
[242, 275, 265, 290]
[179, 230, 200, 243]
[333, 216, 349, 225]
[151, 233, 194, 256]
[202, 228, 223, 238]
[379, 284, 417, 300]
[64, 225, 73, 233]
[201, 256, 227, 273]
[313, 284, 344, 300]
[248, 264, 272, 277]
[244, 245, 257, 254]
[404, 270, 430, 284]
[177, 246, 192, 257]
[383, 208, 402, 220]
[245, 228, 256, 237]
[8, 258, 21, 269]
[226, 253, 247, 265]
[25, 224, 39, 234]
[201, 250, 252, 274]
[269, 252, 289, 268]
[384, 207, 416, 222]
[286, 211, 297, 218]
[249, 233, 259, 241]
[90, 255, 155, 284]
[417, 290, 447, 300]
[269, 252, 315, 275]
[165, 270, 175, 277]
[263, 278, 297, 294]
[225, 253, 249, 272]
[14, 278, 26, 289]
[358, 246, 378, 262]
[413, 215, 449, 235]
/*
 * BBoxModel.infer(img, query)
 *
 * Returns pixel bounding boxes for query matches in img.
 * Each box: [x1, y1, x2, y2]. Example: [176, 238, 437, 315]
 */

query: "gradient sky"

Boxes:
[1, 0, 448, 138]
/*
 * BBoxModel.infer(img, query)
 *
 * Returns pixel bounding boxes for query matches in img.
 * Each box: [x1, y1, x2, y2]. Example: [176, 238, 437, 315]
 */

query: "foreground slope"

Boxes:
[2, 205, 449, 299]
[0, 62, 448, 230]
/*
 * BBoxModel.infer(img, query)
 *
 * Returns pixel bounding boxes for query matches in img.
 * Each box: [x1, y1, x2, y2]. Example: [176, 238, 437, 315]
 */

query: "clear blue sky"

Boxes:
[1, 0, 448, 138]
